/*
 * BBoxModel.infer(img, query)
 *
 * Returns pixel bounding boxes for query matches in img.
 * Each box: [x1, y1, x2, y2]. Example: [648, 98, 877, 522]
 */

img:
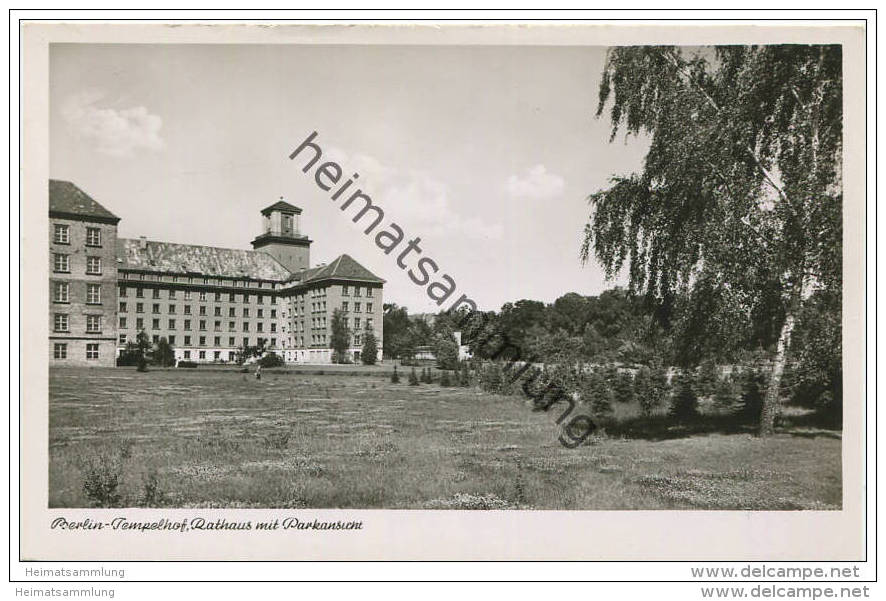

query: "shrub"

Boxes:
[81, 448, 128, 508]
[634, 366, 656, 416]
[582, 370, 614, 420]
[458, 362, 471, 387]
[408, 367, 420, 386]
[153, 337, 176, 367]
[257, 352, 285, 368]
[696, 359, 719, 397]
[361, 327, 378, 365]
[650, 364, 671, 408]
[177, 360, 198, 368]
[391, 365, 400, 384]
[136, 356, 148, 372]
[669, 371, 700, 421]
[440, 371, 452, 387]
[141, 468, 164, 507]
[737, 367, 768, 423]
[479, 362, 504, 393]
[713, 374, 741, 412]
[613, 370, 636, 404]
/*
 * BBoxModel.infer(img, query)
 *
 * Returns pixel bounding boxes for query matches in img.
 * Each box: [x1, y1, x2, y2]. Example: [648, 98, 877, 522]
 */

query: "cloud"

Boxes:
[324, 147, 503, 241]
[507, 164, 565, 200]
[61, 91, 164, 158]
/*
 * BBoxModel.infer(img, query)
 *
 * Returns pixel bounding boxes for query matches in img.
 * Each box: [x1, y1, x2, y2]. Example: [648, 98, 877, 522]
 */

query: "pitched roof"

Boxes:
[289, 253, 385, 285]
[49, 180, 120, 223]
[260, 200, 302, 216]
[117, 238, 292, 281]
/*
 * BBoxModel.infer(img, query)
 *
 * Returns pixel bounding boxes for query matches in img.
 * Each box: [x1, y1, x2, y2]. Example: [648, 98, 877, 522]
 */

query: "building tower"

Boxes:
[251, 199, 312, 273]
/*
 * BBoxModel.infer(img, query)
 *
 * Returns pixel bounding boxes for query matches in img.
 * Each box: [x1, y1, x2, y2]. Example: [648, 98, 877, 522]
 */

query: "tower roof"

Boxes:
[260, 200, 302, 216]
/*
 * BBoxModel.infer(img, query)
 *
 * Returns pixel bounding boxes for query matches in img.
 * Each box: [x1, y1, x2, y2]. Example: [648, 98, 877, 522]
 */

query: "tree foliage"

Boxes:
[361, 325, 378, 365]
[585, 45, 842, 434]
[330, 308, 351, 364]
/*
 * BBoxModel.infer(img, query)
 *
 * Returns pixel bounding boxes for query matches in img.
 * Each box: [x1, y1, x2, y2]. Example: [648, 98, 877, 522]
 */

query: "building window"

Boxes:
[228, 337, 235, 347]
[153, 335, 160, 344]
[136, 302, 144, 313]
[243, 294, 250, 303]
[271, 338, 277, 347]
[184, 290, 192, 300]
[229, 321, 236, 331]
[86, 257, 101, 275]
[184, 336, 191, 346]
[184, 305, 191, 315]
[169, 289, 176, 299]
[355, 302, 361, 312]
[270, 323, 277, 333]
[199, 306, 206, 316]
[257, 322, 264, 333]
[136, 288, 144, 298]
[257, 309, 263, 318]
[229, 293, 235, 302]
[53, 224, 70, 244]
[184, 319, 191, 330]
[342, 302, 349, 312]
[199, 336, 206, 346]
[243, 308, 250, 317]
[118, 334, 127, 345]
[199, 350, 206, 360]
[199, 291, 207, 301]
[168, 319, 176, 329]
[257, 295, 264, 304]
[86, 227, 101, 247]
[53, 343, 67, 359]
[85, 284, 101, 304]
[153, 288, 161, 299]
[243, 337, 249, 347]
[168, 335, 176, 345]
[214, 337, 221, 347]
[136, 318, 144, 330]
[53, 253, 70, 273]
[53, 282, 70, 303]
[214, 307, 221, 317]
[366, 287, 373, 297]
[367, 318, 373, 328]
[199, 320, 206, 331]
[53, 314, 69, 332]
[119, 316, 127, 328]
[243, 322, 250, 332]
[152, 318, 160, 330]
[229, 307, 235, 317]
[152, 303, 160, 314]
[354, 317, 361, 329]
[366, 303, 373, 313]
[214, 320, 221, 331]
[215, 292, 222, 302]
[169, 304, 176, 314]
[119, 302, 127, 312]
[270, 309, 277, 318]
[214, 350, 221, 361]
[86, 343, 99, 360]
[184, 350, 191, 359]
[119, 285, 128, 297]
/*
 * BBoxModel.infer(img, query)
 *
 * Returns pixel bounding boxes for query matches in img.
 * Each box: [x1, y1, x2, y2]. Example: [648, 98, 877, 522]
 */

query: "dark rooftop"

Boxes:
[289, 253, 385, 285]
[260, 200, 302, 216]
[49, 180, 120, 223]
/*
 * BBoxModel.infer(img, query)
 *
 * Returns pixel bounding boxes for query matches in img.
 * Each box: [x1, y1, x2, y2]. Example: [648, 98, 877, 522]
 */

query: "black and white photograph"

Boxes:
[16, 17, 870, 567]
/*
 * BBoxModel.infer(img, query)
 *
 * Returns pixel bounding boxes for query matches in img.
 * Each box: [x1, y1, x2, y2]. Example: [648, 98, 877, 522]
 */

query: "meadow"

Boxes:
[48, 367, 841, 510]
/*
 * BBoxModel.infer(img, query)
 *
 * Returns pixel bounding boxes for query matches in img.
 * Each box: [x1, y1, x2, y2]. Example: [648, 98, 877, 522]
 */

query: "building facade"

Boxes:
[49, 180, 384, 366]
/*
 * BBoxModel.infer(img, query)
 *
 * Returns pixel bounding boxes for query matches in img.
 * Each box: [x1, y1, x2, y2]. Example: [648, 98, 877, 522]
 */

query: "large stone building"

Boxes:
[49, 180, 384, 366]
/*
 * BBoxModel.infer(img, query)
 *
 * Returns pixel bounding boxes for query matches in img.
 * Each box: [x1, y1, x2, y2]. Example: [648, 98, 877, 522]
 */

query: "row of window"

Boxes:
[119, 302, 277, 318]
[53, 343, 99, 360]
[53, 314, 102, 333]
[53, 224, 102, 247]
[341, 301, 373, 313]
[121, 272, 276, 289]
[119, 316, 277, 333]
[121, 334, 276, 349]
[53, 254, 102, 275]
[52, 282, 103, 304]
[119, 287, 277, 304]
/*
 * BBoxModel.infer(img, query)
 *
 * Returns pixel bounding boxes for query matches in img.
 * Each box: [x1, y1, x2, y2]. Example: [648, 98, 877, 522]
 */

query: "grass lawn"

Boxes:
[48, 367, 841, 510]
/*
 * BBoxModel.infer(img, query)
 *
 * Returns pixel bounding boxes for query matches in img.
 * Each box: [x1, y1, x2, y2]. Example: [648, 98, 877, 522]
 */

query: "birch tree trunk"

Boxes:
[759, 282, 804, 436]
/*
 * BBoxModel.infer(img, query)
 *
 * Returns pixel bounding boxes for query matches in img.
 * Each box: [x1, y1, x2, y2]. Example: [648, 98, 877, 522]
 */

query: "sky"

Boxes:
[50, 43, 647, 313]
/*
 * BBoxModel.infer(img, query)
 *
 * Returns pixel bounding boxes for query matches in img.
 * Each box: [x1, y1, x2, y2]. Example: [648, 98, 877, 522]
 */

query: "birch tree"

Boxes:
[583, 45, 842, 435]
